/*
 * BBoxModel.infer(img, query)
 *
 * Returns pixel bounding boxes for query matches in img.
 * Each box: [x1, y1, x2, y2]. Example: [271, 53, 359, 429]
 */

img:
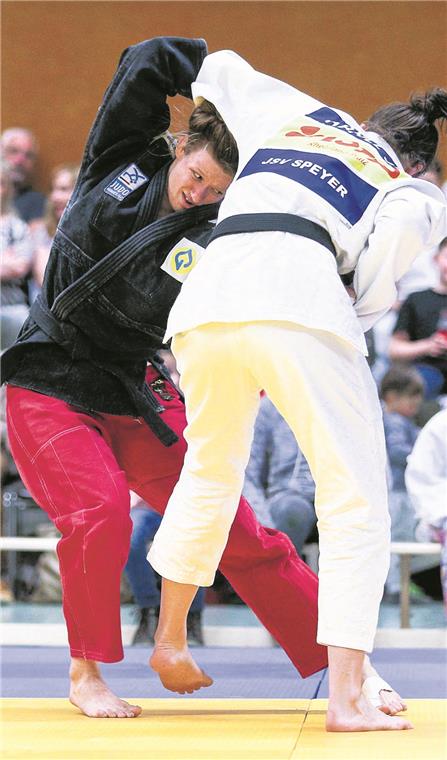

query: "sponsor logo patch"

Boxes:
[161, 237, 205, 283]
[104, 163, 149, 201]
[239, 148, 377, 226]
[237, 110, 406, 226]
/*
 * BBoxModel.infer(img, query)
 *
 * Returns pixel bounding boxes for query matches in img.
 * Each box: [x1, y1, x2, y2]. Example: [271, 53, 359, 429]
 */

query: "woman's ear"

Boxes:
[174, 135, 187, 160]
[405, 161, 426, 177]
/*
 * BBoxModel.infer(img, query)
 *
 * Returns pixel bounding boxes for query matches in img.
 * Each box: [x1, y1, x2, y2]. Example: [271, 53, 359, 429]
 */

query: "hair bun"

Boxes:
[410, 87, 447, 124]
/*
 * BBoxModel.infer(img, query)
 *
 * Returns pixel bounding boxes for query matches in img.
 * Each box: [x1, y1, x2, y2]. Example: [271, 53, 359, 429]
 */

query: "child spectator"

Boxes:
[380, 366, 425, 602]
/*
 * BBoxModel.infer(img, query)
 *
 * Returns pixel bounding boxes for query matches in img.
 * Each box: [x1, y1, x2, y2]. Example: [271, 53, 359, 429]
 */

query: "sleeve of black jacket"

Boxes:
[82, 37, 208, 170]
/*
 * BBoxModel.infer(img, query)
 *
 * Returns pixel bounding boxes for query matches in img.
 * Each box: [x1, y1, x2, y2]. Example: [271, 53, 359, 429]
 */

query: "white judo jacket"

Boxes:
[166, 50, 447, 354]
[405, 409, 447, 528]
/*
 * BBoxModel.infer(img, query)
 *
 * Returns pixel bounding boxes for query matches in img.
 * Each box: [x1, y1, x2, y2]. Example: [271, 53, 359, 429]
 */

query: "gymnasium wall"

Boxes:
[2, 1, 446, 191]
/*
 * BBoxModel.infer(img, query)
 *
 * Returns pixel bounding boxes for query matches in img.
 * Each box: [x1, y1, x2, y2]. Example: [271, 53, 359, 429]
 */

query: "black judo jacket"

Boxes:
[2, 37, 221, 445]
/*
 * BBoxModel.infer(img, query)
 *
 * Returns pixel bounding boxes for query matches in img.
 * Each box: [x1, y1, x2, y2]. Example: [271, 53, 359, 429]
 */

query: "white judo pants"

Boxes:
[148, 321, 391, 652]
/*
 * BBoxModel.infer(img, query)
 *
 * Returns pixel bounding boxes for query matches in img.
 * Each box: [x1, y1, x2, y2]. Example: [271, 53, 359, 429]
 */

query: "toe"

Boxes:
[122, 701, 141, 717]
[391, 717, 413, 730]
[94, 710, 108, 718]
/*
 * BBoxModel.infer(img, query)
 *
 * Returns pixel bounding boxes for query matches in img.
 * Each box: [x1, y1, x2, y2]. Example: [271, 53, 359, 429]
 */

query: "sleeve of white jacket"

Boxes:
[405, 410, 447, 527]
[353, 187, 447, 332]
[191, 50, 321, 154]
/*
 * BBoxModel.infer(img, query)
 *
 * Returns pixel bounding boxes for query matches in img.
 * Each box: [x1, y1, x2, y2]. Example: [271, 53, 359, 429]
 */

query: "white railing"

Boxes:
[0, 537, 441, 628]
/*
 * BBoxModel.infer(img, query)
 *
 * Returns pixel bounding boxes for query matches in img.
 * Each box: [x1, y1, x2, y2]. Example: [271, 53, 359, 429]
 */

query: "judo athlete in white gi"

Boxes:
[148, 49, 447, 731]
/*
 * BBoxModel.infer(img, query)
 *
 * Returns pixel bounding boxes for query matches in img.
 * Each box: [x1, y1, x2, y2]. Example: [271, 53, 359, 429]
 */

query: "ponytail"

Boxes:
[409, 87, 447, 124]
[366, 87, 447, 173]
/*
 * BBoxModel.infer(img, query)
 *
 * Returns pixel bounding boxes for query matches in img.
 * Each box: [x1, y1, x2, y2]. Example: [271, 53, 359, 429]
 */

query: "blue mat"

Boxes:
[316, 648, 447, 699]
[1, 646, 446, 699]
[1, 646, 322, 698]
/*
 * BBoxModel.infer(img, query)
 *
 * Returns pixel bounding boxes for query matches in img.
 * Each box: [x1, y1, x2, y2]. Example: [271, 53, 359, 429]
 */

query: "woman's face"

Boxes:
[50, 169, 76, 221]
[167, 139, 233, 212]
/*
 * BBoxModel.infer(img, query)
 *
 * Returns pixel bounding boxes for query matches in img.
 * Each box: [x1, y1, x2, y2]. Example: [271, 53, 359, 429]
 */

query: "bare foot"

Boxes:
[150, 641, 213, 694]
[362, 658, 407, 716]
[376, 686, 407, 716]
[326, 692, 413, 732]
[69, 659, 141, 718]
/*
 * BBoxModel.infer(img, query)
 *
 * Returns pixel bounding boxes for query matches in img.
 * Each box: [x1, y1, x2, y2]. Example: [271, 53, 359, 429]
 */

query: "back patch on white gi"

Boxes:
[104, 163, 149, 201]
[161, 237, 205, 283]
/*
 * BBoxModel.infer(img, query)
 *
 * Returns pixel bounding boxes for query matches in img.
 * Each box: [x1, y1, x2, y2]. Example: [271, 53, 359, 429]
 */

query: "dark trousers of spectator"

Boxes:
[125, 505, 205, 611]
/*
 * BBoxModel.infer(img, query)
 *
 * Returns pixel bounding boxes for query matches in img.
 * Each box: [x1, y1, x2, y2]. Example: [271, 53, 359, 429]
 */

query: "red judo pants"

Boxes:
[6, 369, 327, 676]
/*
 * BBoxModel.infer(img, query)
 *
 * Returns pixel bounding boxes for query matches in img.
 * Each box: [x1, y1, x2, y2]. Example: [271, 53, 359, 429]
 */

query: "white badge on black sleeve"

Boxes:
[161, 237, 205, 283]
[104, 163, 149, 201]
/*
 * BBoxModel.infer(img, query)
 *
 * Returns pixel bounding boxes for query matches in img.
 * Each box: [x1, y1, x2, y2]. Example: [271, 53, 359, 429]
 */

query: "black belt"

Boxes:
[207, 213, 336, 257]
[25, 297, 179, 447]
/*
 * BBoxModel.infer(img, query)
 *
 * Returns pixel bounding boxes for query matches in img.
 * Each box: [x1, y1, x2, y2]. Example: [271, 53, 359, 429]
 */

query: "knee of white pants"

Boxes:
[148, 504, 234, 587]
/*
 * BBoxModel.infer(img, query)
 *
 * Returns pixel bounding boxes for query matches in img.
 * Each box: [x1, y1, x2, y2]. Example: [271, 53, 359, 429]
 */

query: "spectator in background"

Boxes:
[243, 395, 316, 555]
[125, 493, 205, 647]
[1, 128, 46, 225]
[405, 408, 447, 610]
[1, 160, 34, 348]
[379, 366, 424, 602]
[389, 237, 447, 400]
[31, 163, 79, 297]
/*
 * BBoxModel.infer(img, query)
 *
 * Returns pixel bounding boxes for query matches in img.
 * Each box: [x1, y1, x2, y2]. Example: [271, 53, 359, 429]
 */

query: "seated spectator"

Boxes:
[389, 237, 447, 400]
[124, 493, 205, 646]
[31, 163, 79, 295]
[243, 395, 316, 556]
[1, 160, 34, 348]
[1, 128, 45, 226]
[405, 408, 447, 611]
[379, 366, 425, 602]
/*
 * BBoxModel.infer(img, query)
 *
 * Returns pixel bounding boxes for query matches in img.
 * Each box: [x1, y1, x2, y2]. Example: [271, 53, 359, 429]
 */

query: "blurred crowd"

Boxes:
[1, 127, 446, 642]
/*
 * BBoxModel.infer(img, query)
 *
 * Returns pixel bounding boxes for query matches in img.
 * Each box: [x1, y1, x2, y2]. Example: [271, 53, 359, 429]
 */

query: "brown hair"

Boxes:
[380, 365, 424, 399]
[184, 99, 238, 177]
[366, 87, 447, 174]
[44, 163, 79, 237]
